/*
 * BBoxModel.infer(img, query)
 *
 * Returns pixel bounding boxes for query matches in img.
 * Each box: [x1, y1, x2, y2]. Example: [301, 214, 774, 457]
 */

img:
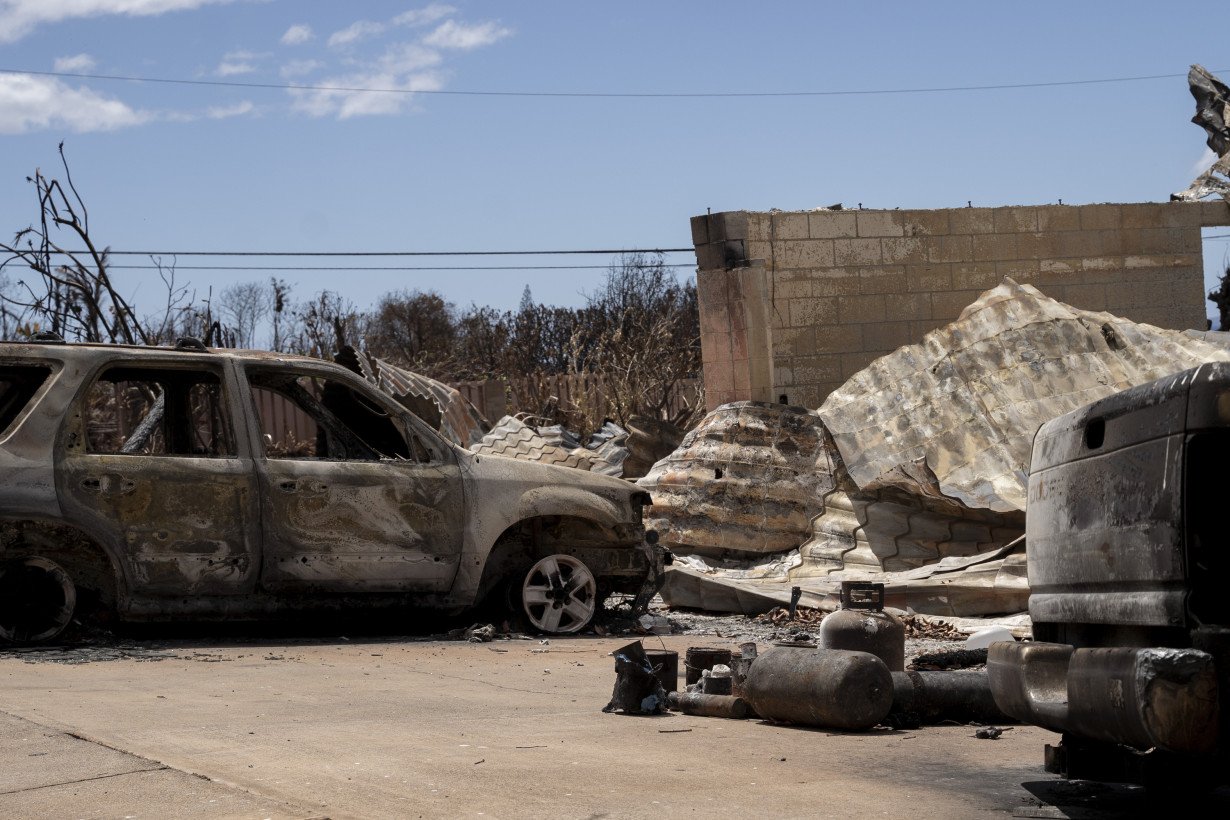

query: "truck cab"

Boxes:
[989, 362, 1229, 786]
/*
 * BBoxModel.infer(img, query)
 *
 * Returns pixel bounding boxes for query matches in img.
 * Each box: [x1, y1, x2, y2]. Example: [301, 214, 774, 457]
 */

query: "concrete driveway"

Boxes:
[0, 634, 1214, 818]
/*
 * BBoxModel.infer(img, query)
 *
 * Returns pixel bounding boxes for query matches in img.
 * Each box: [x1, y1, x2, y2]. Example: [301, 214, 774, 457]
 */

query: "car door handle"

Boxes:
[278, 480, 299, 493]
[80, 477, 103, 494]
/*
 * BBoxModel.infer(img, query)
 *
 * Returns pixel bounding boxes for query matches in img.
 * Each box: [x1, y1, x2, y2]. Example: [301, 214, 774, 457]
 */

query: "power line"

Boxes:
[2, 67, 1223, 99]
[42, 247, 694, 257]
[105, 263, 697, 271]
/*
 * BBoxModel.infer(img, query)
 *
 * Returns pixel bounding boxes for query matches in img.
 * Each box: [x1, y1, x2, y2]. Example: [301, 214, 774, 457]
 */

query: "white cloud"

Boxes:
[392, 3, 454, 28]
[421, 19, 510, 50]
[0, 0, 236, 44]
[0, 73, 148, 133]
[280, 58, 323, 78]
[280, 23, 312, 45]
[53, 53, 96, 72]
[327, 19, 384, 48]
[291, 69, 443, 119]
[206, 99, 253, 119]
[215, 49, 264, 76]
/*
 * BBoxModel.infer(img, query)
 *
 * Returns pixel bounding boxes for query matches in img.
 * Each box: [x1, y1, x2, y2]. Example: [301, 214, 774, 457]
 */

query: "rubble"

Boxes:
[642, 280, 1230, 621]
[470, 413, 684, 480]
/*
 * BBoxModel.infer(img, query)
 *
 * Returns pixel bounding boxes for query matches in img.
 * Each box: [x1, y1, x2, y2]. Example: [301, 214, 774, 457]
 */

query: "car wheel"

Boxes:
[0, 556, 78, 644]
[520, 554, 598, 634]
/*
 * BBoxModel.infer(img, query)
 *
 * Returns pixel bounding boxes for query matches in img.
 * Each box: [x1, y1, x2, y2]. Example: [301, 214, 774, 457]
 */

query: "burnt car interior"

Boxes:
[248, 371, 432, 463]
[0, 364, 52, 437]
[85, 366, 232, 457]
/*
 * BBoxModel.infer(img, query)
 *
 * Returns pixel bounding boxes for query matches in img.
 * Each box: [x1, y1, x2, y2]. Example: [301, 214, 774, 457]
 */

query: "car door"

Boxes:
[244, 365, 465, 594]
[57, 361, 261, 596]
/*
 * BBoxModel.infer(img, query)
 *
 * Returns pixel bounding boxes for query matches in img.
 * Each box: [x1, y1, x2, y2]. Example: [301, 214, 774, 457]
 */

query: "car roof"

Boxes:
[0, 339, 328, 367]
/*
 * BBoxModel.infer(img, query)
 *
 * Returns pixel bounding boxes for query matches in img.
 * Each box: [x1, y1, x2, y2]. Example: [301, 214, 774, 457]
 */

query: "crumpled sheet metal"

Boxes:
[661, 538, 1029, 623]
[471, 414, 614, 472]
[800, 480, 1023, 575]
[818, 279, 1230, 513]
[1173, 64, 1230, 202]
[335, 347, 489, 448]
[636, 402, 837, 557]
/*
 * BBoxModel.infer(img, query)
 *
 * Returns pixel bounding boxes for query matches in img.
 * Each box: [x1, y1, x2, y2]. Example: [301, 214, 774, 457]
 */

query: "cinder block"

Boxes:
[795, 356, 844, 384]
[1078, 204, 1122, 231]
[1098, 230, 1124, 255]
[834, 238, 884, 266]
[772, 327, 815, 357]
[910, 319, 946, 339]
[690, 215, 710, 246]
[862, 321, 915, 353]
[881, 236, 928, 264]
[815, 324, 865, 354]
[993, 206, 1040, 233]
[810, 270, 864, 296]
[949, 208, 996, 234]
[1080, 256, 1124, 272]
[886, 291, 932, 319]
[772, 212, 810, 240]
[1040, 258, 1079, 274]
[841, 351, 877, 379]
[996, 259, 1039, 283]
[695, 240, 748, 270]
[972, 234, 1018, 262]
[838, 294, 887, 322]
[900, 209, 950, 236]
[1062, 283, 1108, 311]
[931, 289, 984, 319]
[859, 266, 908, 295]
[1120, 203, 1168, 230]
[1037, 205, 1081, 232]
[809, 210, 858, 239]
[774, 279, 811, 299]
[1199, 199, 1230, 227]
[789, 297, 838, 327]
[856, 211, 904, 238]
[746, 212, 774, 241]
[709, 211, 749, 242]
[928, 234, 973, 263]
[746, 240, 772, 262]
[1056, 230, 1103, 258]
[776, 239, 836, 269]
[952, 262, 1000, 290]
[907, 263, 953, 292]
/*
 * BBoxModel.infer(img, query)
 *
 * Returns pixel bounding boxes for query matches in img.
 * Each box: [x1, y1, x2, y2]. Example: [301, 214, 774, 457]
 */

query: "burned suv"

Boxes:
[0, 337, 661, 643]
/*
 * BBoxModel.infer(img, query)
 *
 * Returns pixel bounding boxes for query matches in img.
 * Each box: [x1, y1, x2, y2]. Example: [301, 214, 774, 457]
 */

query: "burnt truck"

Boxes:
[0, 338, 663, 644]
[989, 362, 1230, 786]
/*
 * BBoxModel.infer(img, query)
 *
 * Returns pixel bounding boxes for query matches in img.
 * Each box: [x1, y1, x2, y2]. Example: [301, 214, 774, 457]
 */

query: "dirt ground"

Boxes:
[1, 615, 1226, 819]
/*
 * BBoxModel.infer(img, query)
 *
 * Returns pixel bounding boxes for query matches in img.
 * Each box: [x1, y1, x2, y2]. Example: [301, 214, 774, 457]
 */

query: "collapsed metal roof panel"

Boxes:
[818, 279, 1230, 512]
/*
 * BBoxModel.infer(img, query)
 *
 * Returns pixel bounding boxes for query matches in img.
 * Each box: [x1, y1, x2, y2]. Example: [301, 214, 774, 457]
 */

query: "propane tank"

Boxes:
[742, 646, 893, 730]
[817, 581, 906, 672]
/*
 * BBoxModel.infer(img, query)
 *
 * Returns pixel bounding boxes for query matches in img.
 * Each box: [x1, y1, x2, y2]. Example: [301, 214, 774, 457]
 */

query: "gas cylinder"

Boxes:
[817, 581, 906, 672]
[741, 646, 893, 730]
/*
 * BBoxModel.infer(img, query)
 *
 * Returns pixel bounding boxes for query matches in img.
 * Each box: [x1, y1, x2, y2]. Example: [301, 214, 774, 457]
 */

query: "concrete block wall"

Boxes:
[694, 200, 1230, 410]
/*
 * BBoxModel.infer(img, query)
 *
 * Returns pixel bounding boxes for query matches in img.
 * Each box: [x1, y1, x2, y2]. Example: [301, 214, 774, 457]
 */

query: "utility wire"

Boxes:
[43, 247, 694, 257]
[2, 67, 1223, 99]
[105, 263, 697, 271]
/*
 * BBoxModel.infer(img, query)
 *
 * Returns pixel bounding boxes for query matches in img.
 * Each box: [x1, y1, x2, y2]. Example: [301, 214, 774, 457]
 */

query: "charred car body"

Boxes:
[989, 363, 1230, 786]
[0, 338, 662, 643]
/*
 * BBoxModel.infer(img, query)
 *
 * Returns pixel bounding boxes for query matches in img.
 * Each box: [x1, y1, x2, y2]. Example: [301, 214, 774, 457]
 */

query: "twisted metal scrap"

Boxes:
[1173, 64, 1230, 202]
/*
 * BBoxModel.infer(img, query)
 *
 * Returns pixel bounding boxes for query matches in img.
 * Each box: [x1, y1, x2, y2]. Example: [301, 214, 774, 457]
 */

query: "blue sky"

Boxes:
[0, 0, 1228, 321]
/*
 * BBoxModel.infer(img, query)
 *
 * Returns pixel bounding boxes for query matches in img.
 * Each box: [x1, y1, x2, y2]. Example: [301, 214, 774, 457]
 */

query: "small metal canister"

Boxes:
[817, 581, 906, 672]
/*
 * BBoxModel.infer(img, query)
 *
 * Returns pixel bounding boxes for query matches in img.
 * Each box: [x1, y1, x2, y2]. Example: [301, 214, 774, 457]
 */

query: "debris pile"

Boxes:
[470, 413, 683, 480]
[642, 280, 1230, 621]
